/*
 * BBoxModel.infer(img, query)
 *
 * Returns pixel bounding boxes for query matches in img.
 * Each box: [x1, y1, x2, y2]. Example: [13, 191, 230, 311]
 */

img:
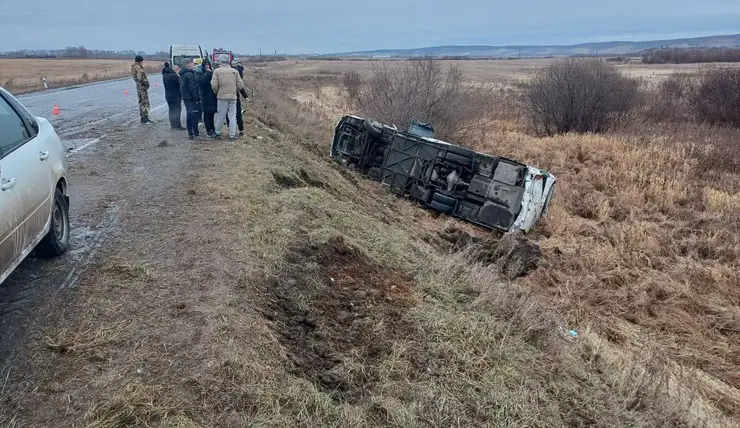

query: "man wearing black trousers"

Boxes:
[179, 58, 201, 140]
[199, 62, 218, 137]
[161, 62, 183, 129]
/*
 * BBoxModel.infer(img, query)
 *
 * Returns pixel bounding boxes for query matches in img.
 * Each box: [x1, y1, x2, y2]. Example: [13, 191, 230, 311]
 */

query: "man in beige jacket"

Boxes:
[211, 54, 245, 141]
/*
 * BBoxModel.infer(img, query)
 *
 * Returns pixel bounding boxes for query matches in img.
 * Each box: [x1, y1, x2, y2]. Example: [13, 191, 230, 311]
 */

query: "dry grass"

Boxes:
[253, 58, 740, 84]
[263, 63, 740, 423]
[0, 59, 161, 93]
[0, 60, 738, 427]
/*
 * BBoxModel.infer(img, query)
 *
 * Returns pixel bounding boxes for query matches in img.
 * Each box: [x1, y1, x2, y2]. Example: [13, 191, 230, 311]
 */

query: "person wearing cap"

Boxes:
[211, 53, 245, 141]
[131, 55, 154, 124]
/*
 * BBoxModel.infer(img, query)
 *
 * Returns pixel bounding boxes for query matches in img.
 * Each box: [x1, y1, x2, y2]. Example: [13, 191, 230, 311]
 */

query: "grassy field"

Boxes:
[255, 58, 740, 82]
[3, 57, 736, 95]
[0, 59, 162, 93]
[0, 58, 738, 427]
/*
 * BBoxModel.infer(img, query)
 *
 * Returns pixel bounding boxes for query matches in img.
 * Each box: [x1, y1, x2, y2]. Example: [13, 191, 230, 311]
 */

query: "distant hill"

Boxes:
[328, 34, 740, 58]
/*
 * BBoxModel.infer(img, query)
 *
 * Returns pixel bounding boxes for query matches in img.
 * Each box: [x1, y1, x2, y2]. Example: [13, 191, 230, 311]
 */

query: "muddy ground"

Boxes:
[0, 113, 229, 425]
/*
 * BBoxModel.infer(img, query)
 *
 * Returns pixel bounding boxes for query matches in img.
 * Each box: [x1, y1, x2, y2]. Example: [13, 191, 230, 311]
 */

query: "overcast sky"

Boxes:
[1, 0, 739, 54]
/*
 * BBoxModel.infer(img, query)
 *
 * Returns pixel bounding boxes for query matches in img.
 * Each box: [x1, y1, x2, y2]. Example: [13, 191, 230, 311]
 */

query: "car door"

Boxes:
[4, 92, 52, 249]
[0, 96, 28, 276]
[0, 93, 51, 275]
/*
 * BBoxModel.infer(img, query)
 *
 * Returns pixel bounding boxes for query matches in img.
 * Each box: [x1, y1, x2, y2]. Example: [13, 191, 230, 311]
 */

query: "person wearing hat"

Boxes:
[131, 55, 154, 124]
[211, 53, 245, 141]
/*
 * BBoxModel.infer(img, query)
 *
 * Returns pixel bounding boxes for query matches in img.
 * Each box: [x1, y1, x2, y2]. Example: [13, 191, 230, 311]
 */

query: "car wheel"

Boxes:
[432, 192, 458, 207]
[37, 189, 70, 257]
[429, 200, 455, 215]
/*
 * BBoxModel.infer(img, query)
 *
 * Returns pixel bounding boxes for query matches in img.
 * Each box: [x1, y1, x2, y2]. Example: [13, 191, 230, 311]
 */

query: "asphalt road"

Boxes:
[18, 74, 168, 147]
[1, 75, 172, 369]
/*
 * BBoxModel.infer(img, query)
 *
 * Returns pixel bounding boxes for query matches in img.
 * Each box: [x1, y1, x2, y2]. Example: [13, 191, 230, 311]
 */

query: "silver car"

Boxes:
[0, 87, 70, 285]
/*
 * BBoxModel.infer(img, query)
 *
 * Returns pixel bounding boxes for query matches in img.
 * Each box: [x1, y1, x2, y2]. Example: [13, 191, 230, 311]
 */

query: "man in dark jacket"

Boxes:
[162, 62, 183, 129]
[198, 62, 218, 137]
[227, 58, 248, 137]
[179, 58, 201, 139]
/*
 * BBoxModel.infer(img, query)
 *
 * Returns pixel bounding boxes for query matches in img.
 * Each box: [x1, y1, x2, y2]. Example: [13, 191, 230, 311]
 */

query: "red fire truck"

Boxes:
[210, 47, 234, 64]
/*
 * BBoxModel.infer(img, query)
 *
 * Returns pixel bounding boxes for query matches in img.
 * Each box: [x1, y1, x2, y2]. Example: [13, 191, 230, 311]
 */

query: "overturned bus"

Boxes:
[330, 115, 556, 233]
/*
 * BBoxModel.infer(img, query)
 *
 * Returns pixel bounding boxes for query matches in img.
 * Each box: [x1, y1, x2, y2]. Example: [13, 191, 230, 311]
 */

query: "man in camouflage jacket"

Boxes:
[132, 55, 154, 124]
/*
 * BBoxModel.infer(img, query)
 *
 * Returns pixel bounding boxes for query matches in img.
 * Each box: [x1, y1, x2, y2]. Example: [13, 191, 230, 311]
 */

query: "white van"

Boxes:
[169, 45, 204, 71]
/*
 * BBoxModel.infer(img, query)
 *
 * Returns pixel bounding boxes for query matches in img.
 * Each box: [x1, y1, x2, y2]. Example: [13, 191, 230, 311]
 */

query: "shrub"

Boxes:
[523, 59, 639, 136]
[355, 56, 493, 142]
[642, 73, 694, 122]
[687, 67, 740, 127]
[341, 70, 362, 101]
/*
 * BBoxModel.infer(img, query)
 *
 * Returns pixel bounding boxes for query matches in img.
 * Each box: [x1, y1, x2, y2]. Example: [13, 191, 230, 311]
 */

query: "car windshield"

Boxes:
[171, 56, 190, 68]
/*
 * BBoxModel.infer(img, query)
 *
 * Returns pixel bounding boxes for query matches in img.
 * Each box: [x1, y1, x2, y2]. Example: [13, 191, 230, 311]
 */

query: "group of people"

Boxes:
[132, 54, 248, 141]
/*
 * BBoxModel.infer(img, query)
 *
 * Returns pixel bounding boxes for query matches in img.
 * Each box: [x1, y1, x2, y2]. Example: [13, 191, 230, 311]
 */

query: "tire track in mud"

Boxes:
[55, 204, 121, 293]
[0, 110, 182, 377]
[0, 204, 121, 371]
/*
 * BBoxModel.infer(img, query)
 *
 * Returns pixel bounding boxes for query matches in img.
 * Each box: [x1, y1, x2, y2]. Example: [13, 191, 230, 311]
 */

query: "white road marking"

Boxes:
[68, 97, 102, 104]
[67, 134, 107, 156]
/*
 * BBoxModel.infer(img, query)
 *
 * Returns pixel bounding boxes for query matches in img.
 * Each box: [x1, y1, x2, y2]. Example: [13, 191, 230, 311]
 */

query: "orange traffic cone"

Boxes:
[124, 89, 129, 96]
[52, 104, 60, 115]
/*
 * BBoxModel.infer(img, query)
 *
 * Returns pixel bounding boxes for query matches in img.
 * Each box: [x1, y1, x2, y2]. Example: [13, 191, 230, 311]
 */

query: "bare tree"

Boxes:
[643, 48, 740, 64]
[342, 70, 363, 100]
[687, 67, 740, 127]
[355, 56, 492, 142]
[523, 58, 639, 136]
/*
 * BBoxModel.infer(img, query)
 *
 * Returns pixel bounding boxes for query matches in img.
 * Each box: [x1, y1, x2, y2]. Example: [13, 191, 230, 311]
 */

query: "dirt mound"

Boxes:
[437, 226, 541, 279]
[261, 236, 416, 403]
